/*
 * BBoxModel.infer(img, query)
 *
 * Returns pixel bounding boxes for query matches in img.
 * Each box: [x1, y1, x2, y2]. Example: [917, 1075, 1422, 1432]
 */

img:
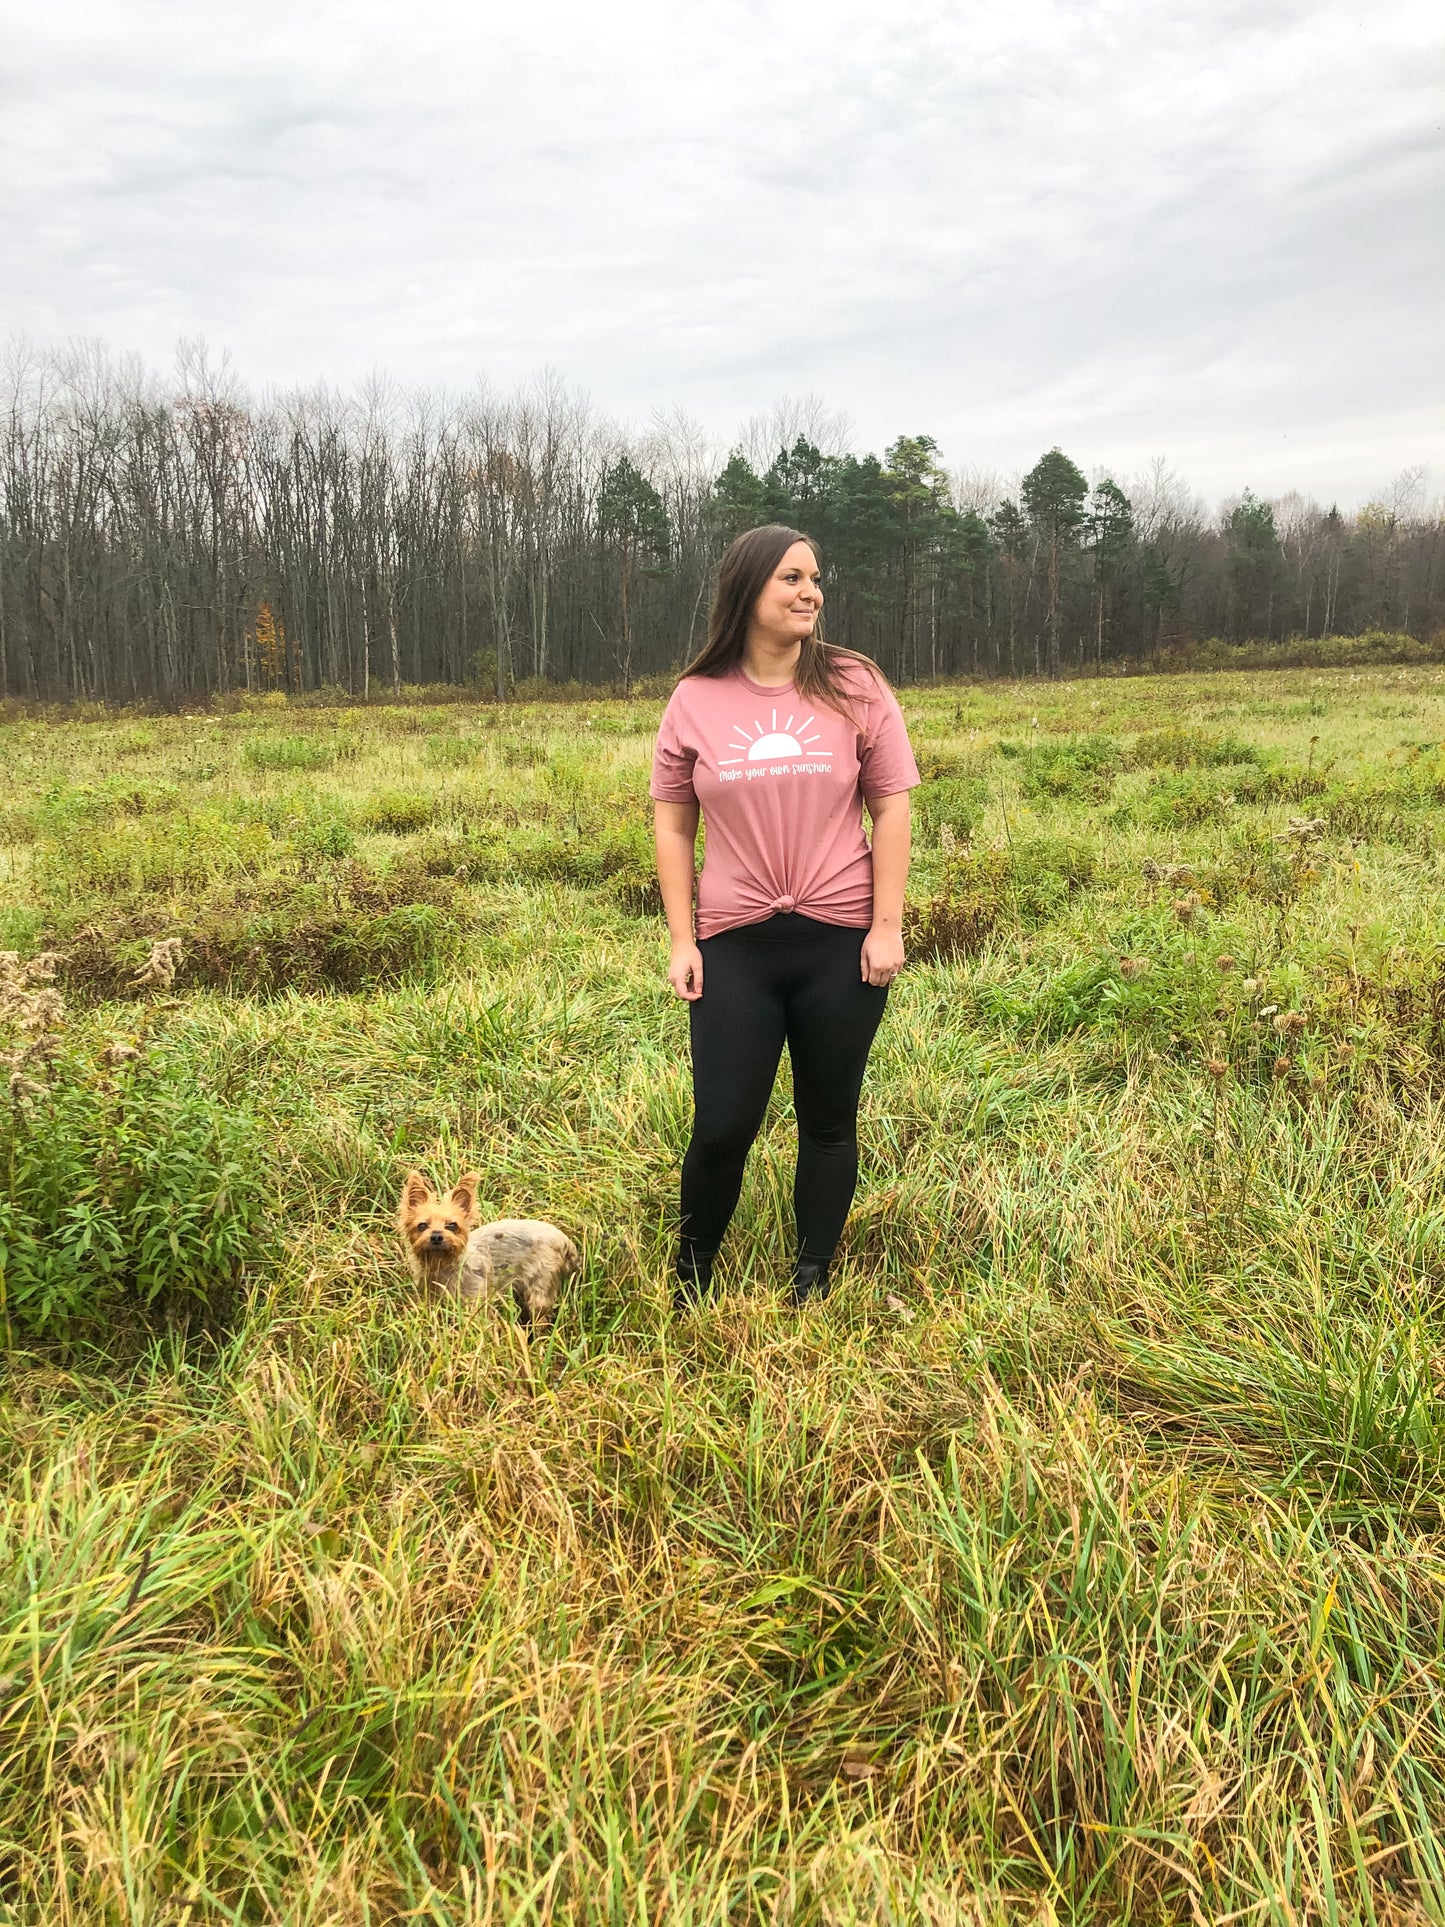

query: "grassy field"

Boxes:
[3, 665, 1445, 1924]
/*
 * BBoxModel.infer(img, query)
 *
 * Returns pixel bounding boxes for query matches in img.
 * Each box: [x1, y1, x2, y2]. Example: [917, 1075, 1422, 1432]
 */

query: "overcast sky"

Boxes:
[4, 0, 1441, 506]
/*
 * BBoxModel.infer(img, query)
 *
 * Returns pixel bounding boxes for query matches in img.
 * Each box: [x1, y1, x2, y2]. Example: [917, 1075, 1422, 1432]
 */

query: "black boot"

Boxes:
[672, 1242, 716, 1312]
[788, 1254, 833, 1308]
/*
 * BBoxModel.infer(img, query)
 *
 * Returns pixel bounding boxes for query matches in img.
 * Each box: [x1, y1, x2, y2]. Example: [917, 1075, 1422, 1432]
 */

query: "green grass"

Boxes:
[3, 666, 1445, 1922]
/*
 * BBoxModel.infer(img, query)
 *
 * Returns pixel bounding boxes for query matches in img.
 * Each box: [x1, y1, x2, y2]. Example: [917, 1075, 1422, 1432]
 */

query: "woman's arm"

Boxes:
[861, 789, 911, 986]
[654, 799, 705, 1000]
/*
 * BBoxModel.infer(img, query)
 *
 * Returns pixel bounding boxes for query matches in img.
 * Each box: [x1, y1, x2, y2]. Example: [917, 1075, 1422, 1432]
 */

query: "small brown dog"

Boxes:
[396, 1171, 579, 1331]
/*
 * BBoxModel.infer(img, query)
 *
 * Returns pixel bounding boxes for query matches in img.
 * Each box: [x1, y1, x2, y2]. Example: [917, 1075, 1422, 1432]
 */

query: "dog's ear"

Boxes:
[400, 1170, 435, 1214]
[448, 1172, 482, 1224]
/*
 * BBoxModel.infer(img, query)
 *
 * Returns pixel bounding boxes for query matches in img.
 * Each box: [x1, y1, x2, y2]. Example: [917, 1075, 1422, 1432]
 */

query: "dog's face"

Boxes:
[397, 1171, 481, 1277]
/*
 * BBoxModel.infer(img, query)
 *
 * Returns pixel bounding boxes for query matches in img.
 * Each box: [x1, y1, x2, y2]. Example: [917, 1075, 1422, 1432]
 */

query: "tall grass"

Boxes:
[2, 665, 1445, 1921]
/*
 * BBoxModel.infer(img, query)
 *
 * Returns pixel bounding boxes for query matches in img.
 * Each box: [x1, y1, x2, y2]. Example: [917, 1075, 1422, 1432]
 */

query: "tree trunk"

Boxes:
[388, 581, 401, 696]
[361, 577, 371, 700]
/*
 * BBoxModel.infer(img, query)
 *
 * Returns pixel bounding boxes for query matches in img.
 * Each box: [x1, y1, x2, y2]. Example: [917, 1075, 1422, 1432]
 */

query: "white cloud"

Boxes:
[3, 0, 1440, 504]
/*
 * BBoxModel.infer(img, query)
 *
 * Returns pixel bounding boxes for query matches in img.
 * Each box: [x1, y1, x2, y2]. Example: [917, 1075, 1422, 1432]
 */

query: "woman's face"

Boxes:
[751, 541, 823, 645]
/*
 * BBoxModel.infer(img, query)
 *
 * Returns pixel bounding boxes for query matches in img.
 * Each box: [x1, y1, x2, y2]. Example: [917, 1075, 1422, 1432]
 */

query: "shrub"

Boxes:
[398, 832, 482, 878]
[609, 874, 664, 918]
[0, 805, 37, 845]
[33, 811, 275, 899]
[915, 747, 993, 782]
[287, 814, 356, 865]
[907, 837, 1097, 960]
[501, 737, 548, 768]
[0, 962, 270, 1339]
[1147, 631, 1441, 672]
[358, 790, 436, 834]
[1004, 734, 1123, 802]
[291, 683, 358, 709]
[450, 814, 661, 914]
[972, 952, 1128, 1039]
[914, 773, 987, 843]
[110, 726, 159, 757]
[1264, 764, 1330, 804]
[242, 733, 354, 771]
[0, 905, 44, 952]
[372, 708, 427, 736]
[25, 779, 183, 838]
[1129, 727, 1266, 770]
[1356, 963, 1445, 1067]
[31, 784, 125, 834]
[0, 1058, 269, 1340]
[1012, 833, 1096, 890]
[971, 923, 1237, 1043]
[290, 813, 356, 867]
[421, 733, 478, 769]
[483, 817, 655, 890]
[570, 713, 655, 738]
[320, 902, 460, 988]
[1197, 829, 1302, 907]
[1318, 778, 1435, 853]
[907, 851, 1009, 961]
[49, 866, 465, 1001]
[1140, 768, 1264, 829]
[245, 793, 357, 865]
[542, 751, 591, 808]
[1002, 835, 1098, 924]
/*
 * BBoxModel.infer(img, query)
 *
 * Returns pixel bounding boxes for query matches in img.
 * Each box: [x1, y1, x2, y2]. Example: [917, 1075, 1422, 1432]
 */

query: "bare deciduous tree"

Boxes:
[0, 342, 1437, 703]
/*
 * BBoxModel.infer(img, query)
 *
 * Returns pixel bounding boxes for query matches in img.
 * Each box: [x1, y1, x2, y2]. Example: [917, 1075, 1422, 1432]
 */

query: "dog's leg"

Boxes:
[512, 1282, 537, 1339]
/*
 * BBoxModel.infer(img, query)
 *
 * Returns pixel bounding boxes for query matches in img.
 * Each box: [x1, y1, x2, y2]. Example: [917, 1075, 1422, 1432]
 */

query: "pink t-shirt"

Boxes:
[649, 658, 921, 939]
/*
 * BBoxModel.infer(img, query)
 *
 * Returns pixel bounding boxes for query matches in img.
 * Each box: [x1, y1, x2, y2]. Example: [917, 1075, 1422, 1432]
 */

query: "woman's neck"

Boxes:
[741, 633, 803, 687]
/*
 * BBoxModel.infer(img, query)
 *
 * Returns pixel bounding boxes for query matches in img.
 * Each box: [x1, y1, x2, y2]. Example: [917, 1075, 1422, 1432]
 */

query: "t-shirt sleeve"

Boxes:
[858, 677, 922, 799]
[649, 690, 699, 802]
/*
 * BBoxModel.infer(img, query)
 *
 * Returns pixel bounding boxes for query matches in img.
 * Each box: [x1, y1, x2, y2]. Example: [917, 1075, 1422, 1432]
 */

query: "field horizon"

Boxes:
[3, 664, 1445, 1922]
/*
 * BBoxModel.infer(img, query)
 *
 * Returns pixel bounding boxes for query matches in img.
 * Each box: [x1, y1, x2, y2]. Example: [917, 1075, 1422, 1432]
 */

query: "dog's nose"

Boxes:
[428, 1231, 446, 1247]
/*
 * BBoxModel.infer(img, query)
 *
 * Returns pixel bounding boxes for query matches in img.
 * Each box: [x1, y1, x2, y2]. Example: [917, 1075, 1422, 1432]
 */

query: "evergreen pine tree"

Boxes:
[1086, 478, 1135, 670]
[1021, 448, 1088, 679]
[597, 457, 669, 694]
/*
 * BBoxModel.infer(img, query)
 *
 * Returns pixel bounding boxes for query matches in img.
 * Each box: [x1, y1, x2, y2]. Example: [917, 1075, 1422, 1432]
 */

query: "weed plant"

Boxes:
[2, 667, 1445, 1921]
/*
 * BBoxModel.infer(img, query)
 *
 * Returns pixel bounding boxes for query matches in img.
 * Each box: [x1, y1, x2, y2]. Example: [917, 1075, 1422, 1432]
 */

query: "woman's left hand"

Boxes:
[861, 925, 905, 987]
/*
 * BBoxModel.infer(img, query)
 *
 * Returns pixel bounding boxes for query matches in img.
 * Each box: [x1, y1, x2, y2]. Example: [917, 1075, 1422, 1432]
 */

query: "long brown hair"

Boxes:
[681, 524, 879, 722]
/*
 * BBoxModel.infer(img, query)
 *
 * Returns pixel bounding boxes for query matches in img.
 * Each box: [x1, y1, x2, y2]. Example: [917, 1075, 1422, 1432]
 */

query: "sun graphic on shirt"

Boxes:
[719, 709, 833, 765]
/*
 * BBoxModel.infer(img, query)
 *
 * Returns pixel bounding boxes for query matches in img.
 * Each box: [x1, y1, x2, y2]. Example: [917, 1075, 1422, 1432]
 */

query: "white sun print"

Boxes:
[719, 709, 833, 765]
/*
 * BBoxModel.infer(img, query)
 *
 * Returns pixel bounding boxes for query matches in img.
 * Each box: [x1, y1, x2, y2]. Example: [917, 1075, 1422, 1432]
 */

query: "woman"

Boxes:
[651, 524, 920, 1309]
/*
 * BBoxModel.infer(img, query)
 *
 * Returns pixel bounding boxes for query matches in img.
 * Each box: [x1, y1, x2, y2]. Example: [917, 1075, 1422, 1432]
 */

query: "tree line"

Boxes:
[2, 340, 1439, 704]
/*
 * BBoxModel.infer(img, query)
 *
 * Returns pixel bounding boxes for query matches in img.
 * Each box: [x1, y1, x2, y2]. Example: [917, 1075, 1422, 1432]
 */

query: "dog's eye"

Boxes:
[445, 1221, 460, 1232]
[415, 1220, 429, 1231]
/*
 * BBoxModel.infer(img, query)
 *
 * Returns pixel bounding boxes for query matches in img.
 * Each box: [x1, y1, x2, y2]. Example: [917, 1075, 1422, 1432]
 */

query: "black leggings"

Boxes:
[680, 913, 890, 1264]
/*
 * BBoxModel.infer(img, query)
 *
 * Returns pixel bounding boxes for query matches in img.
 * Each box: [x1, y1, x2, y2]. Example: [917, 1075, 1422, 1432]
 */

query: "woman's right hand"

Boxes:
[668, 939, 704, 1001]
[654, 801, 703, 1000]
